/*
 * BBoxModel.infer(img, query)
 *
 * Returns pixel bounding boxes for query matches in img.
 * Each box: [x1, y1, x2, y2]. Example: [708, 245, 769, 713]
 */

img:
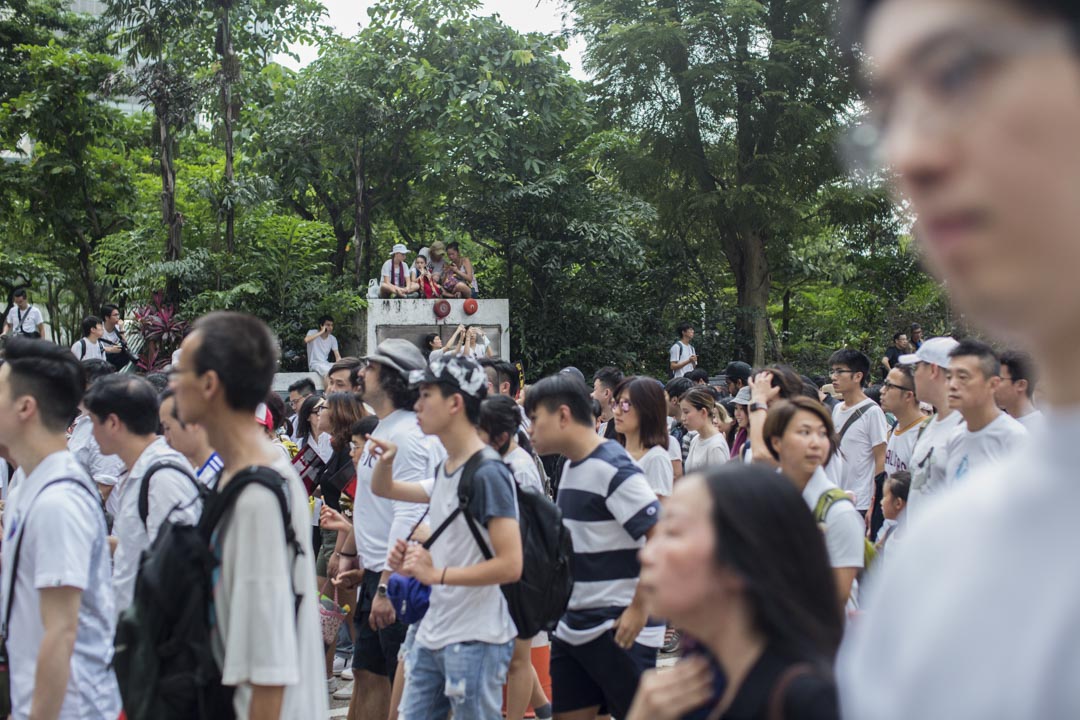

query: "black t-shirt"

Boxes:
[883, 346, 902, 379]
[682, 645, 839, 720]
[316, 445, 353, 511]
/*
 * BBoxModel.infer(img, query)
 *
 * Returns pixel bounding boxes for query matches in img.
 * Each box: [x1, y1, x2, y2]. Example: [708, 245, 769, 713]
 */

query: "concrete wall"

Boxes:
[366, 298, 510, 360]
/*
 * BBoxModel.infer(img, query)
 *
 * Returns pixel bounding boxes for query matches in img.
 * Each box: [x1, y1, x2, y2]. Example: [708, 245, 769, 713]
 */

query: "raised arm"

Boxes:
[368, 436, 432, 504]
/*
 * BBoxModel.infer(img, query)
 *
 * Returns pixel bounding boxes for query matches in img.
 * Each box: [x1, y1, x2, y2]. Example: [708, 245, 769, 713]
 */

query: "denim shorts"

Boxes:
[398, 639, 514, 720]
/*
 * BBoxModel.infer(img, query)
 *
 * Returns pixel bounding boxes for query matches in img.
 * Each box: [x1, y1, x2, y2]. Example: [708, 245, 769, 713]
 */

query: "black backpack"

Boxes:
[136, 459, 204, 530]
[424, 447, 574, 639]
[113, 466, 303, 720]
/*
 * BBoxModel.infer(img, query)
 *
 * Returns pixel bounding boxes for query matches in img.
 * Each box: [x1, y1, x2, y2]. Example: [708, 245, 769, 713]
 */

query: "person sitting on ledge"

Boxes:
[442, 241, 479, 299]
[380, 243, 420, 299]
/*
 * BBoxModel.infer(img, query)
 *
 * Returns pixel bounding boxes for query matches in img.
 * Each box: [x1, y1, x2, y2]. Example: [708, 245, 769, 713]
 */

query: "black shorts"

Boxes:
[352, 570, 407, 678]
[550, 630, 657, 718]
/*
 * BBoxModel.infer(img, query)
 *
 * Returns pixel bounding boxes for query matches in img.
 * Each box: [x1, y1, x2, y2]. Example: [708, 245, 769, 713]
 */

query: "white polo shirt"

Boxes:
[111, 438, 201, 614]
[0, 451, 120, 719]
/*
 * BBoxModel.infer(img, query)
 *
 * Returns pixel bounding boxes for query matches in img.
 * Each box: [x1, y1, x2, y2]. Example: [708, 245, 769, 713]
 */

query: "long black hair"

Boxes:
[479, 394, 526, 455]
[701, 463, 844, 664]
[296, 393, 324, 443]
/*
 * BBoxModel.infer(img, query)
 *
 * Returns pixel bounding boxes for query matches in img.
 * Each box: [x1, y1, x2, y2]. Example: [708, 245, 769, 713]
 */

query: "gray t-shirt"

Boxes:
[418, 455, 518, 650]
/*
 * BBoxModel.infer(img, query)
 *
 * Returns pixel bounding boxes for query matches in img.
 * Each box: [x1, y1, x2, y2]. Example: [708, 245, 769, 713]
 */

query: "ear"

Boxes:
[1016, 379, 1029, 395]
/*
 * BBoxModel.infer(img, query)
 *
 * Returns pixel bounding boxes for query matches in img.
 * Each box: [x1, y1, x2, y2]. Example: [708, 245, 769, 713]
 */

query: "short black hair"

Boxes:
[80, 315, 102, 338]
[350, 415, 379, 439]
[676, 322, 693, 336]
[81, 359, 115, 388]
[593, 366, 624, 391]
[100, 303, 119, 319]
[84, 374, 160, 436]
[318, 315, 333, 326]
[376, 361, 419, 410]
[159, 387, 184, 427]
[524, 374, 594, 427]
[288, 377, 317, 397]
[2, 337, 84, 432]
[687, 369, 710, 384]
[949, 339, 1000, 380]
[12, 288, 27, 299]
[828, 349, 871, 387]
[664, 376, 694, 400]
[999, 350, 1038, 398]
[429, 381, 483, 425]
[145, 372, 169, 393]
[329, 357, 363, 389]
[842, 1, 1080, 59]
[886, 470, 911, 503]
[892, 331, 907, 342]
[491, 361, 520, 398]
[191, 311, 279, 411]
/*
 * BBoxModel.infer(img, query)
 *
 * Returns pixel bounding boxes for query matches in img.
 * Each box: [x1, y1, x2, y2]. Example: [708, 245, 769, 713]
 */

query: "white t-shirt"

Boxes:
[944, 412, 1028, 485]
[304, 330, 339, 373]
[802, 466, 865, 571]
[418, 456, 518, 650]
[0, 451, 120, 719]
[905, 411, 964, 524]
[71, 338, 105, 361]
[210, 454, 328, 719]
[837, 409, 1080, 719]
[832, 399, 889, 510]
[353, 409, 443, 571]
[667, 434, 682, 464]
[685, 432, 730, 473]
[635, 445, 674, 497]
[68, 413, 125, 489]
[884, 416, 928, 478]
[1018, 410, 1046, 434]
[669, 341, 695, 377]
[111, 438, 201, 614]
[380, 259, 414, 288]
[504, 446, 543, 494]
[5, 304, 43, 335]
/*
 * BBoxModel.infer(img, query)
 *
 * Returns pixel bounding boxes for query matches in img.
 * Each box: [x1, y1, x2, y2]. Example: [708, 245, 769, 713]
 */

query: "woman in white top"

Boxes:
[71, 315, 106, 361]
[477, 395, 550, 720]
[680, 387, 731, 473]
[613, 376, 675, 498]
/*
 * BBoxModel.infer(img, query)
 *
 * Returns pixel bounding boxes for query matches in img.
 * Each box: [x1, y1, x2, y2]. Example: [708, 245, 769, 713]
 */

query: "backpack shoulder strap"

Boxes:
[837, 404, 872, 445]
[2, 477, 102, 640]
[813, 487, 852, 524]
[79, 339, 86, 359]
[201, 466, 304, 616]
[138, 459, 204, 528]
[422, 447, 502, 555]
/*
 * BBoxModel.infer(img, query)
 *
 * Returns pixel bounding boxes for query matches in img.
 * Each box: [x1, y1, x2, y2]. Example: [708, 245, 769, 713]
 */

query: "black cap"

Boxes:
[409, 353, 488, 399]
[723, 361, 752, 384]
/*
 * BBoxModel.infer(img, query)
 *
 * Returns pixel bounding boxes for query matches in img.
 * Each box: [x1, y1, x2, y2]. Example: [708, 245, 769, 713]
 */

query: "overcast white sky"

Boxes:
[281, 0, 588, 78]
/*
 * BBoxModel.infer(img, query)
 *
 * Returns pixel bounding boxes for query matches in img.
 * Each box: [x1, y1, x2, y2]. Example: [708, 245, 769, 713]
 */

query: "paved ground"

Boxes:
[325, 651, 679, 717]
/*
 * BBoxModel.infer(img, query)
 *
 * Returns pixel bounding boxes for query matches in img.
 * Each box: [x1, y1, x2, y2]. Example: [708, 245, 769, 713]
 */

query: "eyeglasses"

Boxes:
[313, 405, 326, 415]
[843, 25, 1073, 175]
[611, 399, 633, 414]
[882, 380, 915, 393]
[828, 369, 855, 377]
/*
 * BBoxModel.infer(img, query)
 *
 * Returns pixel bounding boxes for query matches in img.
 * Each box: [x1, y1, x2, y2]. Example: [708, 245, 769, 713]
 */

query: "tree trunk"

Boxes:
[219, 6, 237, 252]
[157, 111, 182, 306]
[352, 142, 366, 284]
[731, 232, 770, 367]
[781, 288, 792, 336]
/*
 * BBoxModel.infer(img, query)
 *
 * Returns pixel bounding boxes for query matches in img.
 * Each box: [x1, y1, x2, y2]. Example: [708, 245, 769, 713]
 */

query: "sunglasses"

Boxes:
[611, 399, 633, 413]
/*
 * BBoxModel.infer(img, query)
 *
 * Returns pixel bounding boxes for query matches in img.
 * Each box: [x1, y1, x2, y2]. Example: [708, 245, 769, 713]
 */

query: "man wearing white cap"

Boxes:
[900, 336, 964, 524]
[380, 244, 419, 299]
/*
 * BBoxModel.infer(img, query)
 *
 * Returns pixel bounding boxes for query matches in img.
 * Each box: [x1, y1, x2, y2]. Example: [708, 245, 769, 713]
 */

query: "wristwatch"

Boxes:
[376, 583, 389, 598]
[750, 402, 769, 413]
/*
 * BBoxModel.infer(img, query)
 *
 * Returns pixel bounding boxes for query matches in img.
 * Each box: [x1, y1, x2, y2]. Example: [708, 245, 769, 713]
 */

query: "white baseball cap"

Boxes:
[390, 243, 410, 256]
[898, 336, 959, 368]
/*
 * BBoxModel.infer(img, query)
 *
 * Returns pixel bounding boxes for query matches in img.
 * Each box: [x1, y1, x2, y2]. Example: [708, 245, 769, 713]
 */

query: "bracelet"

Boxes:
[336, 551, 357, 558]
[440, 568, 447, 585]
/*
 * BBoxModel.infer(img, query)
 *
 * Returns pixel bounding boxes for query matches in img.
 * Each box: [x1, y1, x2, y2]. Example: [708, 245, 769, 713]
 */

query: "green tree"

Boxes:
[572, 0, 864, 365]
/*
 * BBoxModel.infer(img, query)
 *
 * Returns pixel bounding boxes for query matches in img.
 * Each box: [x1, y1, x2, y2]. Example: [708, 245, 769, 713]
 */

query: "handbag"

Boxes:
[317, 580, 349, 646]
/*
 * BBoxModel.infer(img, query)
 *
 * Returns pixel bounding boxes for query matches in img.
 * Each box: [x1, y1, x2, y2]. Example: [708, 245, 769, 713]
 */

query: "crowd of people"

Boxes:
[1, 0, 1080, 718]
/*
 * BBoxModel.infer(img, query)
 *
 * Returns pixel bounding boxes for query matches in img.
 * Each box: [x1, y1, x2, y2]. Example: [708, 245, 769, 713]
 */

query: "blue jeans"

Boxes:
[399, 640, 514, 720]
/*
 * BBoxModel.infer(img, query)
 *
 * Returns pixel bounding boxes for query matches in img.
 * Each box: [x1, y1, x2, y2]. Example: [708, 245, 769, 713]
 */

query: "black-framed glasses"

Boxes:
[883, 380, 915, 393]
